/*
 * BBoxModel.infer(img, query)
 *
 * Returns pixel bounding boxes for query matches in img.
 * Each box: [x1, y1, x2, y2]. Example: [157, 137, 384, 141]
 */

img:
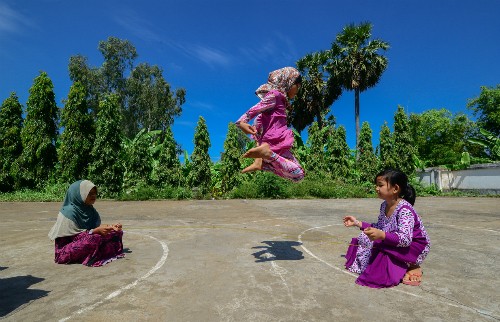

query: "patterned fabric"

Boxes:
[55, 230, 124, 267]
[236, 90, 304, 182]
[255, 67, 300, 100]
[345, 199, 430, 288]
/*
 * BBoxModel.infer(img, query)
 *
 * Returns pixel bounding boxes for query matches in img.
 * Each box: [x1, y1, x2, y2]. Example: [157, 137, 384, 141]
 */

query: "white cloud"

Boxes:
[113, 10, 162, 43]
[0, 3, 31, 35]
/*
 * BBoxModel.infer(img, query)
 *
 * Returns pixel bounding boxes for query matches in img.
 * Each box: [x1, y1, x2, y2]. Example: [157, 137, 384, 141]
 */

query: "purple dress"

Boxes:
[345, 199, 431, 288]
[237, 90, 294, 155]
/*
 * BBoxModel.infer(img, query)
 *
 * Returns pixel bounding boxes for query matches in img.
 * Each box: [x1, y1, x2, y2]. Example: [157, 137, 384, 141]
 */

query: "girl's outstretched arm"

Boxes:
[343, 216, 361, 228]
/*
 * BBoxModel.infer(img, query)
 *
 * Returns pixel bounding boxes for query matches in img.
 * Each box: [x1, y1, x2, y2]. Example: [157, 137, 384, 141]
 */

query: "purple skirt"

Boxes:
[55, 230, 124, 267]
[345, 237, 427, 288]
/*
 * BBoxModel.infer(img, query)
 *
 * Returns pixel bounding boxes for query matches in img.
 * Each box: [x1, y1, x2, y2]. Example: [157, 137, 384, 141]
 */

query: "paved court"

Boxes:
[1, 198, 499, 321]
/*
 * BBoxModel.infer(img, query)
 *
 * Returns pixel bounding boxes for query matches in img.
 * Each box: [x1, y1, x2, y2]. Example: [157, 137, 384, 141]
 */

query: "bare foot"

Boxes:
[243, 143, 273, 159]
[402, 265, 422, 286]
[241, 158, 263, 173]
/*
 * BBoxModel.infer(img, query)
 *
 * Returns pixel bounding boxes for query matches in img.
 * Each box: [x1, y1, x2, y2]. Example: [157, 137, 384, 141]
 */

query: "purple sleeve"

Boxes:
[236, 92, 276, 124]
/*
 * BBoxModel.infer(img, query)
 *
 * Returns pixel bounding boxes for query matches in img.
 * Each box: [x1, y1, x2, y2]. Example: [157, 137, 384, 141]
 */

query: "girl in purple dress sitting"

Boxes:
[236, 66, 305, 182]
[48, 180, 124, 267]
[343, 169, 431, 288]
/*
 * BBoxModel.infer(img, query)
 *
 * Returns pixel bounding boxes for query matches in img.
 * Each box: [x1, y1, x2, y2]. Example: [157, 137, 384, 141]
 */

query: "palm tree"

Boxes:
[290, 51, 342, 132]
[330, 22, 389, 151]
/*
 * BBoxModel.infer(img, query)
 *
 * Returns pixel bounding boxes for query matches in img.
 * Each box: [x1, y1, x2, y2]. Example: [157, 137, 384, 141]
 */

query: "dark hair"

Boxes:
[375, 169, 416, 205]
[293, 74, 302, 85]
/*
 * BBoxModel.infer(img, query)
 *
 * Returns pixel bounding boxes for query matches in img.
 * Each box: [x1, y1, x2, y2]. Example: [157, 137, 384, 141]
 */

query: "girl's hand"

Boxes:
[112, 223, 122, 231]
[94, 225, 114, 236]
[343, 216, 358, 227]
[363, 227, 386, 241]
[237, 122, 257, 135]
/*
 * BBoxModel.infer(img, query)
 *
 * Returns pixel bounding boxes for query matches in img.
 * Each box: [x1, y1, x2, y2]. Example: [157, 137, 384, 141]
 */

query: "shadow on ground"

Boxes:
[0, 274, 49, 318]
[252, 241, 304, 262]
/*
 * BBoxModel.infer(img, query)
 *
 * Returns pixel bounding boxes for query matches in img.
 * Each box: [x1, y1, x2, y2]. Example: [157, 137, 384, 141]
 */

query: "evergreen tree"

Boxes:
[188, 116, 212, 195]
[306, 122, 328, 175]
[15, 72, 58, 188]
[58, 82, 95, 183]
[0, 93, 23, 191]
[356, 121, 378, 182]
[152, 127, 183, 187]
[378, 122, 396, 170]
[219, 122, 248, 194]
[326, 125, 350, 180]
[88, 94, 124, 197]
[393, 105, 417, 176]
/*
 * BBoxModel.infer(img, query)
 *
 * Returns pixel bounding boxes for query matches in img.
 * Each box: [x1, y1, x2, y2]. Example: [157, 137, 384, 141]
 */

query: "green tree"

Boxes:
[122, 129, 159, 193]
[89, 94, 124, 197]
[333, 22, 389, 150]
[326, 125, 350, 180]
[467, 84, 500, 136]
[378, 122, 396, 170]
[219, 122, 248, 194]
[99, 36, 137, 95]
[306, 122, 329, 175]
[393, 106, 416, 175]
[356, 121, 378, 182]
[58, 82, 95, 183]
[68, 54, 102, 117]
[0, 93, 23, 191]
[152, 127, 183, 187]
[15, 72, 59, 188]
[291, 51, 342, 132]
[188, 116, 212, 195]
[409, 108, 478, 167]
[126, 63, 186, 137]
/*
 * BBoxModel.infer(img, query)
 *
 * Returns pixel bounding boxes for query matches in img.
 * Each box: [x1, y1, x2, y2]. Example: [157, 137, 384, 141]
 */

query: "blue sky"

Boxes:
[1, 0, 499, 161]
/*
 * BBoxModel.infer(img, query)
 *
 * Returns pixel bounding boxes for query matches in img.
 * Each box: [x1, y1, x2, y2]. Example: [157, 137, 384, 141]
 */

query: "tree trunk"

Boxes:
[355, 87, 360, 156]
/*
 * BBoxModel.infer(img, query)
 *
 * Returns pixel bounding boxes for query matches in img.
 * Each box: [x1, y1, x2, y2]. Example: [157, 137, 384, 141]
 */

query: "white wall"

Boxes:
[416, 163, 500, 193]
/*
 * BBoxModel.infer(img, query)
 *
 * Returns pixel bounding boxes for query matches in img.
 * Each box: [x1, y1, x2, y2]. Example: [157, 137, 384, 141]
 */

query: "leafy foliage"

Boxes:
[331, 22, 389, 149]
[378, 122, 397, 170]
[0, 93, 23, 191]
[219, 122, 249, 195]
[393, 106, 417, 175]
[88, 94, 124, 197]
[467, 84, 500, 137]
[188, 116, 212, 196]
[58, 82, 95, 183]
[14, 72, 58, 189]
[356, 121, 378, 182]
[152, 127, 184, 187]
[326, 125, 350, 180]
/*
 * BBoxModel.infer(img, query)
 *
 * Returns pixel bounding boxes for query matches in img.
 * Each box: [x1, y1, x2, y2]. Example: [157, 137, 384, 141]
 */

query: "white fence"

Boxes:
[416, 163, 500, 194]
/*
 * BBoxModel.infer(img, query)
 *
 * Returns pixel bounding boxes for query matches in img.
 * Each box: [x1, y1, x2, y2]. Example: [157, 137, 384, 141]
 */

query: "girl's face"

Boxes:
[85, 187, 97, 205]
[375, 176, 399, 201]
[287, 84, 300, 99]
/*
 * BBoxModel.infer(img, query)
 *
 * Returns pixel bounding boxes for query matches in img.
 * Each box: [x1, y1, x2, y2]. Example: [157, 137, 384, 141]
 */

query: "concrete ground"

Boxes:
[0, 198, 499, 322]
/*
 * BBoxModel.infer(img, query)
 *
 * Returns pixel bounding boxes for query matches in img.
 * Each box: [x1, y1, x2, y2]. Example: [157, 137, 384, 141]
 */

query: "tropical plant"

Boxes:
[468, 128, 500, 160]
[122, 129, 161, 193]
[330, 22, 389, 150]
[291, 51, 342, 131]
[0, 93, 23, 192]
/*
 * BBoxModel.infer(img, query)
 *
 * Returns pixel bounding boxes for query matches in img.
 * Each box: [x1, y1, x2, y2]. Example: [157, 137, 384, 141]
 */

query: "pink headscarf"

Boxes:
[255, 67, 301, 99]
